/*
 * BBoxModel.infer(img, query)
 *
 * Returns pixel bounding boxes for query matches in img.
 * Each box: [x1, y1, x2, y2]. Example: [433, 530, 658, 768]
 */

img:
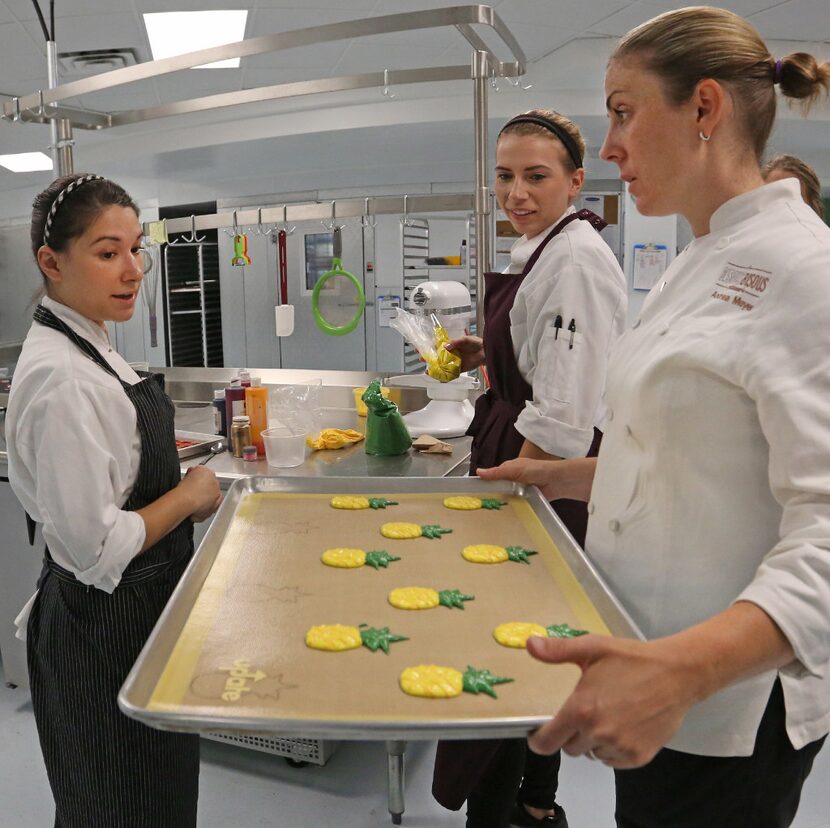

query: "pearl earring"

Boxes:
[699, 131, 711, 142]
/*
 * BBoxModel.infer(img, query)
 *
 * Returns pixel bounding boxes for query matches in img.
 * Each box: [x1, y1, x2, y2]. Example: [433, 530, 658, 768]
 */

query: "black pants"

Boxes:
[466, 741, 561, 828]
[615, 681, 825, 828]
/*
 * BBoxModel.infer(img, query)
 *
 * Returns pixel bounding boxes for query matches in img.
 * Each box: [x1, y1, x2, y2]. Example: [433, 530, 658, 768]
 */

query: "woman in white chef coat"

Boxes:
[5, 174, 221, 827]
[478, 7, 830, 827]
[762, 153, 825, 219]
[433, 111, 627, 828]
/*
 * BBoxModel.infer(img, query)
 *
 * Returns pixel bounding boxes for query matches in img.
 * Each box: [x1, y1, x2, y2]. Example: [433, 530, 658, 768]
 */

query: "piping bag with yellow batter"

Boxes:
[425, 313, 462, 383]
[362, 379, 412, 456]
[307, 428, 364, 450]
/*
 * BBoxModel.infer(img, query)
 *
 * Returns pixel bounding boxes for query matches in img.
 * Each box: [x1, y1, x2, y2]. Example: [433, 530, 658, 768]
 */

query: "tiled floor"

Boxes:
[1, 661, 828, 827]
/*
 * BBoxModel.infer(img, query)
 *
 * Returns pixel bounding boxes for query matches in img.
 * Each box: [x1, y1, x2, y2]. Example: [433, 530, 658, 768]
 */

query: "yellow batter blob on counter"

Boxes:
[305, 624, 363, 651]
[399, 665, 463, 698]
[389, 587, 440, 610]
[462, 544, 509, 563]
[321, 548, 366, 568]
[494, 622, 547, 648]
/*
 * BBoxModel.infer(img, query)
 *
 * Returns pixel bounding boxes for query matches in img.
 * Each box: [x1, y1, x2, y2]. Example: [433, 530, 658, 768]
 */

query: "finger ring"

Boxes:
[585, 749, 597, 761]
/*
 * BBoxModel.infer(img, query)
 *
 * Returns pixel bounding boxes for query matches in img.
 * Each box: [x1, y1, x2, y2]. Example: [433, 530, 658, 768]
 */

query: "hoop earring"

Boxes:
[699, 131, 711, 142]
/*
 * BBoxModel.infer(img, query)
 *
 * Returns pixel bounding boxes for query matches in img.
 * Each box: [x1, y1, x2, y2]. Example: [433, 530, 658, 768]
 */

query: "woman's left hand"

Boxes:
[525, 634, 702, 768]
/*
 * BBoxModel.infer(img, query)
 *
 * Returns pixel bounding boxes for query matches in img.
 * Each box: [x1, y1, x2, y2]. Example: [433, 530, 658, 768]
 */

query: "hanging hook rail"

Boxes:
[361, 197, 376, 229]
[278, 204, 296, 235]
[166, 219, 183, 246]
[255, 207, 275, 236]
[183, 215, 206, 243]
[401, 194, 415, 227]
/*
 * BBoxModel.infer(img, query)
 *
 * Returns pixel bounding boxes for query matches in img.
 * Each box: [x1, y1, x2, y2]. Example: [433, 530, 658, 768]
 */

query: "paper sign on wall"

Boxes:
[378, 294, 401, 327]
[632, 244, 669, 291]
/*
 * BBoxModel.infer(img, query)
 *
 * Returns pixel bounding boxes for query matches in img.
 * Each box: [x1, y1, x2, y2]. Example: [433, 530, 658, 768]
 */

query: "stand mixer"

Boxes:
[386, 280, 479, 439]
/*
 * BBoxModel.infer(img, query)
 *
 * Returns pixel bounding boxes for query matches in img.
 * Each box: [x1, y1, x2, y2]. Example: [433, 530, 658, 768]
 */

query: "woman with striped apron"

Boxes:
[7, 174, 220, 827]
[433, 111, 627, 827]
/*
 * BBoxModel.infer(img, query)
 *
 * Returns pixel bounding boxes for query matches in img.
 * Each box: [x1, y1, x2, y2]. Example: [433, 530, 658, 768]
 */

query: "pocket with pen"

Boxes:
[536, 327, 582, 404]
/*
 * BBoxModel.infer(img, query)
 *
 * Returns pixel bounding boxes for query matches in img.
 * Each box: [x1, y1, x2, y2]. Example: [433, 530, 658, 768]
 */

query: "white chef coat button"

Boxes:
[587, 502, 595, 515]
[715, 236, 730, 250]
[608, 519, 621, 533]
[607, 408, 614, 422]
[632, 319, 641, 329]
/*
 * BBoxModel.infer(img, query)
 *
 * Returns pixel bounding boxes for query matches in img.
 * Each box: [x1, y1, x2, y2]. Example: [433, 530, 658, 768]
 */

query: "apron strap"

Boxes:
[521, 208, 608, 276]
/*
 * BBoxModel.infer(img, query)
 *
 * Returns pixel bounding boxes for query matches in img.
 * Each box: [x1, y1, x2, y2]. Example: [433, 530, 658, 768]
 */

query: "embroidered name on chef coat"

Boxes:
[711, 262, 771, 312]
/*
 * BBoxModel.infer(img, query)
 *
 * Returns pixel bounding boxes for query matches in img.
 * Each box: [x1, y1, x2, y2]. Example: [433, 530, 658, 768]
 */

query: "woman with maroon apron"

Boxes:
[6, 175, 221, 827]
[433, 111, 627, 827]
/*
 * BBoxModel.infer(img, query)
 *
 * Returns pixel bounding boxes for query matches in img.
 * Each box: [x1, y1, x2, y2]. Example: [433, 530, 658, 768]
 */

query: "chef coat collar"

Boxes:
[40, 294, 114, 351]
[509, 205, 576, 269]
[709, 178, 802, 235]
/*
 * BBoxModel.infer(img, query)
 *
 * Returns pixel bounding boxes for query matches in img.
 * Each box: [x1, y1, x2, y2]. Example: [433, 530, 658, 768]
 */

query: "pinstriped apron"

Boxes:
[27, 304, 199, 828]
[434, 210, 606, 815]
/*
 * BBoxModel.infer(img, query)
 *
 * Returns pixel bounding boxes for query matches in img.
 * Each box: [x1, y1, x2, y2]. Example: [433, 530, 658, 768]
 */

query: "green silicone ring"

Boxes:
[311, 261, 366, 336]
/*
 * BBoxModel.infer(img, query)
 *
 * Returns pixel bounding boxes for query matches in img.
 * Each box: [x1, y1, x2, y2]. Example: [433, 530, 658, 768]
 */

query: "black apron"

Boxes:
[434, 210, 606, 813]
[26, 304, 199, 828]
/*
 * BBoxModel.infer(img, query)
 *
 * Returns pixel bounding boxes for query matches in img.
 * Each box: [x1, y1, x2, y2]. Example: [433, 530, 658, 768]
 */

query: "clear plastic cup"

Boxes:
[262, 426, 307, 468]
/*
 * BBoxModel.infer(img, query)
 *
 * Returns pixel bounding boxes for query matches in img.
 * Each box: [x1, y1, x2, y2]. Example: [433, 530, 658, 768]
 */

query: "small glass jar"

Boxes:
[242, 445, 258, 462]
[230, 415, 251, 458]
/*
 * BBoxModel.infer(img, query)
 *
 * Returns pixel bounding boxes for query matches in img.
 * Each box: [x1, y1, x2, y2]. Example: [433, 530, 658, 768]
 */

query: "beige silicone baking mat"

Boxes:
[122, 480, 639, 739]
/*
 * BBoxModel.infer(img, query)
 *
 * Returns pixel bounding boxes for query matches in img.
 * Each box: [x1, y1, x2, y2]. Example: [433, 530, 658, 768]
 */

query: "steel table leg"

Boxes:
[386, 740, 406, 824]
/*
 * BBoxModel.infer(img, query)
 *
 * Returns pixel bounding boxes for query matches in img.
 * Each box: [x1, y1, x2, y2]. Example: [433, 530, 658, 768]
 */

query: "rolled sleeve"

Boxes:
[29, 379, 145, 591]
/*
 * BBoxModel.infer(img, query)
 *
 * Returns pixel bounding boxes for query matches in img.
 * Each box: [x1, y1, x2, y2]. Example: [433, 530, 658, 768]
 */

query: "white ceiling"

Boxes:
[0, 0, 828, 204]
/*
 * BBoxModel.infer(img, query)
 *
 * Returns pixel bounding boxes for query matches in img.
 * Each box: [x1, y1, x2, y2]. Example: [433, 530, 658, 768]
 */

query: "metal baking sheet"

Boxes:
[119, 476, 642, 741]
[175, 430, 223, 460]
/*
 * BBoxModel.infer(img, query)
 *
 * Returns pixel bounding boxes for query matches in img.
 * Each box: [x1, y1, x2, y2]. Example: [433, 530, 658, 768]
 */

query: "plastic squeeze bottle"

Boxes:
[225, 376, 246, 428]
[244, 377, 268, 456]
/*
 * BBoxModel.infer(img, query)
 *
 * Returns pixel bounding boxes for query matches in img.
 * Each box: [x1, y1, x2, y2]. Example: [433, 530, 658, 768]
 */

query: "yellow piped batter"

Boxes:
[381, 522, 422, 539]
[462, 544, 508, 563]
[321, 548, 366, 568]
[389, 587, 439, 610]
[330, 496, 370, 510]
[443, 496, 482, 510]
[494, 622, 547, 648]
[305, 624, 363, 651]
[400, 665, 463, 698]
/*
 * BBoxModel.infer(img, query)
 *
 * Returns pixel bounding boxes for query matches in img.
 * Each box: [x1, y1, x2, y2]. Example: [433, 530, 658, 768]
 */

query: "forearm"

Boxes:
[518, 439, 562, 462]
[136, 487, 195, 551]
[664, 600, 795, 705]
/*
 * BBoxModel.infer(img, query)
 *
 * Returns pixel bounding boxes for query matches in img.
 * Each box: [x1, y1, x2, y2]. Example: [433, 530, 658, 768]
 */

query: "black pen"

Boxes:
[568, 318, 576, 350]
[553, 315, 563, 339]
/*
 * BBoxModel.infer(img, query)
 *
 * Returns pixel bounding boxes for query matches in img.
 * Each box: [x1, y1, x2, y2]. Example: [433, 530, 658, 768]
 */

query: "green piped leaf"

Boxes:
[368, 498, 399, 510]
[480, 499, 508, 510]
[359, 625, 409, 654]
[364, 550, 401, 570]
[506, 546, 538, 564]
[438, 589, 475, 609]
[421, 524, 453, 539]
[546, 623, 588, 639]
[462, 666, 514, 698]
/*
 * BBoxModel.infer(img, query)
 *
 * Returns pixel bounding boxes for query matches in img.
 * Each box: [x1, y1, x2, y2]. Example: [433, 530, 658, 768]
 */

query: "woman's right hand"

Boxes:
[477, 456, 597, 502]
[444, 335, 485, 371]
[180, 465, 222, 522]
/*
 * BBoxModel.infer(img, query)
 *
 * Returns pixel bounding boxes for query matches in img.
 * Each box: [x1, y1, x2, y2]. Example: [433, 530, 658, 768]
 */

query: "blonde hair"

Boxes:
[612, 6, 830, 159]
[762, 154, 825, 220]
[498, 109, 587, 172]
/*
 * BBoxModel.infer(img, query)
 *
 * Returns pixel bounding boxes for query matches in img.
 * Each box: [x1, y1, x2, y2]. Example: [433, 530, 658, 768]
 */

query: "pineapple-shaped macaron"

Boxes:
[330, 496, 398, 510]
[321, 548, 401, 570]
[443, 496, 507, 511]
[399, 665, 513, 699]
[494, 621, 589, 648]
[305, 623, 408, 654]
[381, 522, 452, 540]
[388, 586, 474, 610]
[462, 544, 538, 564]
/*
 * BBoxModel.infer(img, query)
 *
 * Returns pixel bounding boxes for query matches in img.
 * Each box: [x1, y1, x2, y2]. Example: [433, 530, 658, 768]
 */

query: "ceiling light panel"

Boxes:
[143, 10, 249, 68]
[0, 152, 53, 172]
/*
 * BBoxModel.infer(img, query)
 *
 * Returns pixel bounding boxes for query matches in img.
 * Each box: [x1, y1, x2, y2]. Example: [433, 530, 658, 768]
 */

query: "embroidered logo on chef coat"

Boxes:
[711, 262, 771, 312]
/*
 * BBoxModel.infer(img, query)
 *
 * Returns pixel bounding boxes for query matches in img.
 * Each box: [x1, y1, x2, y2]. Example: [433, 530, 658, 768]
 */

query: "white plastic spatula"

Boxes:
[275, 229, 295, 336]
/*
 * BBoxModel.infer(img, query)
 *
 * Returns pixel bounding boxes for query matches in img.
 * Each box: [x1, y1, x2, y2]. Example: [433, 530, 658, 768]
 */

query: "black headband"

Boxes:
[499, 115, 583, 170]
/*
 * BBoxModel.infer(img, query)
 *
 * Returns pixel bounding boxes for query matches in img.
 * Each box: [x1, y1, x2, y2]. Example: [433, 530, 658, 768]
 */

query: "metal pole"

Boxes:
[472, 49, 491, 337]
[46, 41, 74, 176]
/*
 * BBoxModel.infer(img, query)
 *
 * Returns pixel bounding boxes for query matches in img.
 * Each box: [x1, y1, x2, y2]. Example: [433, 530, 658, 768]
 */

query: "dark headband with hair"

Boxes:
[42, 174, 105, 246]
[499, 115, 584, 170]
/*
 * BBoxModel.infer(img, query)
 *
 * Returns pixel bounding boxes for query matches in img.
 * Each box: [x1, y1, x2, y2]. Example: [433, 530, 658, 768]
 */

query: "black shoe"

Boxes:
[509, 802, 568, 828]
